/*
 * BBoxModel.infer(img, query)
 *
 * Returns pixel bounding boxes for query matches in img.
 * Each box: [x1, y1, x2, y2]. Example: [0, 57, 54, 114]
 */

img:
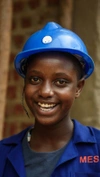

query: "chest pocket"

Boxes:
[74, 173, 100, 177]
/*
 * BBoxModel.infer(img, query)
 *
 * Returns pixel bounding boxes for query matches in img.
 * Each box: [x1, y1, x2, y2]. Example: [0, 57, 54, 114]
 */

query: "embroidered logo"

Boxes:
[80, 156, 100, 163]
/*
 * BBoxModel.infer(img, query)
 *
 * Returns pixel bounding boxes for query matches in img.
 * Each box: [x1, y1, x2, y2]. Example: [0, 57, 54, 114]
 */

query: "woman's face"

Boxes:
[24, 52, 84, 126]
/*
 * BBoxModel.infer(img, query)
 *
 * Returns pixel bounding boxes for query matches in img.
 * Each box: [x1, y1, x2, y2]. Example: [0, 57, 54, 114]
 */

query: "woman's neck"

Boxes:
[30, 118, 74, 152]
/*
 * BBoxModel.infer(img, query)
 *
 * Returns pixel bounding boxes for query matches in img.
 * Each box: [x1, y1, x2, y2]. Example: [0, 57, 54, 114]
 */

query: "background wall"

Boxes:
[71, 0, 100, 128]
[1, 0, 100, 138]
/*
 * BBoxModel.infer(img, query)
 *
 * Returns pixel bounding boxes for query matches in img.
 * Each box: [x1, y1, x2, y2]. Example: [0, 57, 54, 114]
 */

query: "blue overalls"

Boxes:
[0, 120, 100, 177]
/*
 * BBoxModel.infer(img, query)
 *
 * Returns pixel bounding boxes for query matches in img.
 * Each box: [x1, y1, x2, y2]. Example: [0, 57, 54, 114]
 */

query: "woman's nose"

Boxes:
[38, 81, 54, 98]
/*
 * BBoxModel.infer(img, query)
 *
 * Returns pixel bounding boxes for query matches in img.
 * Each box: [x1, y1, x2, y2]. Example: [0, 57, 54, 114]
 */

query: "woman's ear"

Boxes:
[75, 79, 85, 98]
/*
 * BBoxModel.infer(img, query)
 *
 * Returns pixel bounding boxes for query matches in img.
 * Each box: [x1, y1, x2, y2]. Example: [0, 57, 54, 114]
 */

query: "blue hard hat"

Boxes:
[14, 22, 94, 79]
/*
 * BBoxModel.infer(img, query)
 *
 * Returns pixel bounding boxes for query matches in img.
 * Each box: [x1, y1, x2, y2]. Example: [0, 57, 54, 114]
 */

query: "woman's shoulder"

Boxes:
[73, 119, 100, 143]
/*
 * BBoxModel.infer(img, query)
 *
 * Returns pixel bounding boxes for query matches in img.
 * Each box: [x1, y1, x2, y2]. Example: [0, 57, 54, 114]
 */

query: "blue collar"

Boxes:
[72, 119, 96, 143]
[2, 120, 96, 145]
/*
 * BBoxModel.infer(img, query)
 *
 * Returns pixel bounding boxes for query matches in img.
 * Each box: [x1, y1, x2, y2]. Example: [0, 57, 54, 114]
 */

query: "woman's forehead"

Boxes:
[27, 52, 77, 68]
[27, 51, 78, 65]
[25, 51, 83, 79]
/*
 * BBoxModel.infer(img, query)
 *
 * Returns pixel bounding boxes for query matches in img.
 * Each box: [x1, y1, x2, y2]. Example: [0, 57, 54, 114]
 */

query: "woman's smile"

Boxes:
[34, 101, 59, 116]
[38, 102, 57, 112]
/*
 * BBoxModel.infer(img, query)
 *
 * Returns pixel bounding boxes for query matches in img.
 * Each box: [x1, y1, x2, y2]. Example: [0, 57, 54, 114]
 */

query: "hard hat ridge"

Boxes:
[43, 21, 62, 30]
[14, 21, 94, 79]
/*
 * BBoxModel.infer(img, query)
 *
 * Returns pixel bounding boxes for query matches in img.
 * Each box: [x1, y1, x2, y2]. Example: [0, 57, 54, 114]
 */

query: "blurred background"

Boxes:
[0, 0, 100, 139]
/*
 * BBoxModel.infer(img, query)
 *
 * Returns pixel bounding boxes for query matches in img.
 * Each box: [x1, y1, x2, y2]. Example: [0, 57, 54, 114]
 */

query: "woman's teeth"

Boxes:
[38, 102, 56, 111]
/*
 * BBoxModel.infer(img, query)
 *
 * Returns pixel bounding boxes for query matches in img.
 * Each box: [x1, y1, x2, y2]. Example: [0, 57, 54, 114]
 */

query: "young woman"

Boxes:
[0, 22, 100, 177]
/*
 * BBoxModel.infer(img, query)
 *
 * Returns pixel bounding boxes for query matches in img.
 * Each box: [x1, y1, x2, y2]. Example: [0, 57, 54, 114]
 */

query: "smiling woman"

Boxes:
[0, 22, 100, 177]
[24, 51, 84, 128]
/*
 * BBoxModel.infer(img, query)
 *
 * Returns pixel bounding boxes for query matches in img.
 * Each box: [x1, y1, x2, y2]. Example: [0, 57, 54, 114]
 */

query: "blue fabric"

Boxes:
[0, 120, 100, 177]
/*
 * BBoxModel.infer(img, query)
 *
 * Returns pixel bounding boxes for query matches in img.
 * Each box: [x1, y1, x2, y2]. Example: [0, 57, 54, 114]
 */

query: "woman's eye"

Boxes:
[30, 77, 41, 84]
[55, 79, 68, 86]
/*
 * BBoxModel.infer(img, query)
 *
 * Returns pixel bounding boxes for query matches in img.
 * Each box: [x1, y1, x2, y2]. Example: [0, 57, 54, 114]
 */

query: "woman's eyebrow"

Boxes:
[54, 72, 69, 77]
[28, 70, 42, 75]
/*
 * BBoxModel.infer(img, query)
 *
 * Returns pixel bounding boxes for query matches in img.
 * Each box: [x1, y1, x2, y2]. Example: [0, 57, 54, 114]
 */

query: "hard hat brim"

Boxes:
[14, 47, 94, 79]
